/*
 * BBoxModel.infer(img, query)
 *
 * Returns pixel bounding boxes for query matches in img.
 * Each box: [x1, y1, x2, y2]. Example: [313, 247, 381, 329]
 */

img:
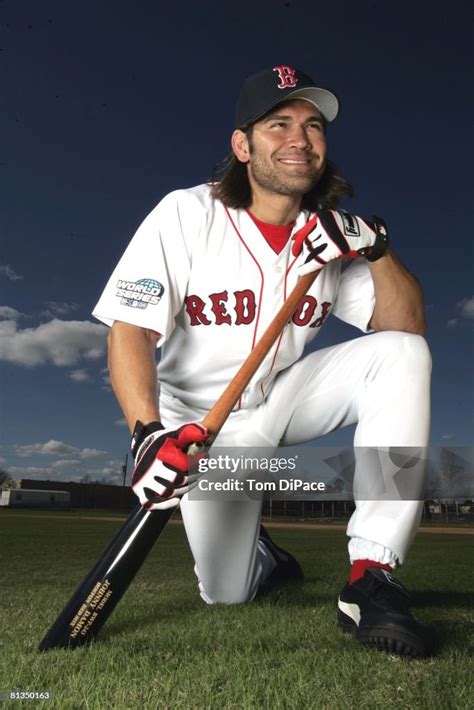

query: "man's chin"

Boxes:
[274, 176, 319, 197]
[250, 166, 321, 198]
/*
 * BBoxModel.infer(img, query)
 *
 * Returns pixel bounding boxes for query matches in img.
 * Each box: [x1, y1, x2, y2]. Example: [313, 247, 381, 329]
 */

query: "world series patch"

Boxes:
[116, 278, 164, 310]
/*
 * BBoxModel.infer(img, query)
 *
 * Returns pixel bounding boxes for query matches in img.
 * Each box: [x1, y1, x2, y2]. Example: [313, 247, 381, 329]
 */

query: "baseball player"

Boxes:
[93, 65, 432, 657]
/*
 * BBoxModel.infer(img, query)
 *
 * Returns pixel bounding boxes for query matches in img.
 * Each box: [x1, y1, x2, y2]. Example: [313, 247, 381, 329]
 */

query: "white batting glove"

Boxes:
[292, 210, 389, 275]
[130, 421, 209, 511]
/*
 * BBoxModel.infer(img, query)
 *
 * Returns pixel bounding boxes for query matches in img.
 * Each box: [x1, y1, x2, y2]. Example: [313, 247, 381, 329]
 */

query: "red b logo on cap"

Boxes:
[273, 66, 298, 89]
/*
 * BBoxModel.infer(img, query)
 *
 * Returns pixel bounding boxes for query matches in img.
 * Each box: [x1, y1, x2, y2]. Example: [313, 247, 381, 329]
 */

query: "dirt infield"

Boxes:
[2, 510, 473, 534]
[262, 521, 474, 535]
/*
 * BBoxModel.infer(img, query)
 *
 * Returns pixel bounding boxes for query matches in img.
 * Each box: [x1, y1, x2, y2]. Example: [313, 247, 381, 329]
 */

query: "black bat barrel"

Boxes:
[39, 505, 174, 651]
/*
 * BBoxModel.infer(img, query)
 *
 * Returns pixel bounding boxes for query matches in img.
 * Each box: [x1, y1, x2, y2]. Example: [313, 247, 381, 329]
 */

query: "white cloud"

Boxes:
[40, 301, 80, 319]
[6, 466, 55, 480]
[114, 417, 128, 427]
[457, 296, 474, 320]
[101, 366, 112, 391]
[0, 306, 26, 321]
[449, 296, 474, 326]
[80, 448, 108, 459]
[16, 440, 78, 457]
[52, 459, 82, 468]
[441, 433, 456, 441]
[106, 458, 124, 467]
[69, 368, 91, 382]
[0, 318, 107, 367]
[83, 465, 124, 484]
[15, 439, 107, 459]
[0, 264, 23, 281]
[6, 464, 123, 485]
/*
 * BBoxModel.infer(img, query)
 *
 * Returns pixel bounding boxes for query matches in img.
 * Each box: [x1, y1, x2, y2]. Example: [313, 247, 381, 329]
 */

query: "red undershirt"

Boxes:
[247, 210, 295, 255]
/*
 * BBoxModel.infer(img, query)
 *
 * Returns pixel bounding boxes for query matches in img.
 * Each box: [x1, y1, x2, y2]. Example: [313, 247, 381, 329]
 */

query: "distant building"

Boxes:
[0, 488, 70, 509]
[19, 479, 134, 510]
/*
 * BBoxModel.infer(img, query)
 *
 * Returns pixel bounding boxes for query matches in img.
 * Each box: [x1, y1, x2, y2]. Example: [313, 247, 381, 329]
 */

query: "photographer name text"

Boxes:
[198, 479, 326, 492]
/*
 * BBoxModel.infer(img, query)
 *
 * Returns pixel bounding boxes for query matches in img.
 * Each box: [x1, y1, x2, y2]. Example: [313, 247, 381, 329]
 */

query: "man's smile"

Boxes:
[278, 158, 311, 164]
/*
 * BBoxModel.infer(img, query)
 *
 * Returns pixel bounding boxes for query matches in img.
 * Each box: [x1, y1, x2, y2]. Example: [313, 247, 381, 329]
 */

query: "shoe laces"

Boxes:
[364, 570, 411, 613]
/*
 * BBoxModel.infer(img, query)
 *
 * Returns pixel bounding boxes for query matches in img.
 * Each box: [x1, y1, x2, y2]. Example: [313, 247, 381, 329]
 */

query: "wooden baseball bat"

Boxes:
[39, 270, 319, 651]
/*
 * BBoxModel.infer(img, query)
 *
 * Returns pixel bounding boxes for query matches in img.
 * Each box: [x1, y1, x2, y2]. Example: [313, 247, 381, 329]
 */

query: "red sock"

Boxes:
[350, 559, 393, 584]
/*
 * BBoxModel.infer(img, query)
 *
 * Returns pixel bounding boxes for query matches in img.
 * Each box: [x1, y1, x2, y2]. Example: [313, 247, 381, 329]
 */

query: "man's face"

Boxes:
[244, 99, 327, 198]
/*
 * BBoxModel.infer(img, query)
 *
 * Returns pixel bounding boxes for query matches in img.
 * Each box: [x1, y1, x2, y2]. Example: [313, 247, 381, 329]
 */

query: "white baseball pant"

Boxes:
[159, 330, 431, 604]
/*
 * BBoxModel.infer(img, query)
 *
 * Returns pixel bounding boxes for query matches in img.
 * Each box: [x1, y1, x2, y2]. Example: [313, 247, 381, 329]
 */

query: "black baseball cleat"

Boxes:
[337, 567, 432, 658]
[256, 524, 303, 595]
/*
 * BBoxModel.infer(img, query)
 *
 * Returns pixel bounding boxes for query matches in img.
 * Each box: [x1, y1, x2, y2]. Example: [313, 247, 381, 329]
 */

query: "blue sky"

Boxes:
[1, 0, 472, 485]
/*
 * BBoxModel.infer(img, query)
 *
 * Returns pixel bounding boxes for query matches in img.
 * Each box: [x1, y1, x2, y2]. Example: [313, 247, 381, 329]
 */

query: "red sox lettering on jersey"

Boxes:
[184, 290, 331, 329]
[93, 184, 375, 410]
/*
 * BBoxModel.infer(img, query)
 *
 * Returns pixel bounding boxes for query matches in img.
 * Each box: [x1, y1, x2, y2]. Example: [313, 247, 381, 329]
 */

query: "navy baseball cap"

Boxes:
[235, 65, 339, 127]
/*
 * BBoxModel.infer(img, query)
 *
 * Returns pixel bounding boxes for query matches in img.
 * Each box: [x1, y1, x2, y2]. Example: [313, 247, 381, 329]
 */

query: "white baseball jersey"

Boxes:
[92, 183, 431, 604]
[92, 183, 375, 410]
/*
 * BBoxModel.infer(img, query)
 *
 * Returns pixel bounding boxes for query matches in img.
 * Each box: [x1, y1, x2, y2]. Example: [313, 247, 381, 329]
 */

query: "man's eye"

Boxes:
[308, 122, 323, 131]
[270, 122, 287, 128]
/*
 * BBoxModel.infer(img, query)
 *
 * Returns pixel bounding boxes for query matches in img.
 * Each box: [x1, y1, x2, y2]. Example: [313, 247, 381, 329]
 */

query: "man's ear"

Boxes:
[231, 129, 250, 163]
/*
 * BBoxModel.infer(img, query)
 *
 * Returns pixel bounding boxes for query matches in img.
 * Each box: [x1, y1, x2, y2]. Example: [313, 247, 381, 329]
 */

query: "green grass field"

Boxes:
[0, 511, 472, 709]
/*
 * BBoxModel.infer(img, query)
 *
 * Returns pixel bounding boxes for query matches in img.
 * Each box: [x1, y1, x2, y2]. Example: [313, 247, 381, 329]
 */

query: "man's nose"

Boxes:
[286, 124, 311, 148]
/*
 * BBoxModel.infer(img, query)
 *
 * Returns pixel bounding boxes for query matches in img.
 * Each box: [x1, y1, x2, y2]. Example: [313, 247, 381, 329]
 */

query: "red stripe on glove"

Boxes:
[157, 423, 208, 472]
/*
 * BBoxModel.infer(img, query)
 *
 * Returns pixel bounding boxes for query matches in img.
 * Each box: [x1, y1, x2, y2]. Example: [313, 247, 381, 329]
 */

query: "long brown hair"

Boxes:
[210, 126, 354, 211]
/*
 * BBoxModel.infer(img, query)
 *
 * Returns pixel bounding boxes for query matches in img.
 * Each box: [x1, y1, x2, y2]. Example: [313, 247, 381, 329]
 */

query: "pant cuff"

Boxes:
[348, 537, 399, 568]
